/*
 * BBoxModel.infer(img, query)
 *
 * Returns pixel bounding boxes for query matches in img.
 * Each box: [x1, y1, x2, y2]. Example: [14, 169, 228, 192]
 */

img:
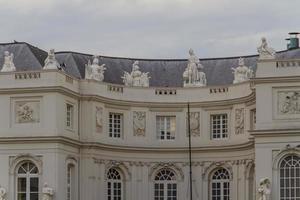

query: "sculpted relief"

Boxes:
[235, 108, 244, 134]
[133, 111, 146, 136]
[187, 112, 200, 136]
[15, 101, 40, 123]
[96, 107, 103, 133]
[278, 91, 300, 114]
[42, 183, 54, 200]
[0, 186, 6, 200]
[257, 178, 271, 200]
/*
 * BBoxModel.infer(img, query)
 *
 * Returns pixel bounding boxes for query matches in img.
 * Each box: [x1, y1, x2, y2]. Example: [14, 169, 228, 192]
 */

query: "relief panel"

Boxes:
[186, 112, 200, 136]
[133, 111, 146, 136]
[14, 100, 40, 124]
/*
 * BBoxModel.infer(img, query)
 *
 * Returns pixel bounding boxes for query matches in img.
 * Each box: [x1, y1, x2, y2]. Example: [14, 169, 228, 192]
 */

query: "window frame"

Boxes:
[279, 154, 300, 200]
[156, 116, 176, 140]
[154, 168, 178, 200]
[210, 168, 231, 200]
[107, 168, 123, 200]
[16, 161, 40, 200]
[66, 103, 75, 130]
[108, 112, 123, 139]
[210, 113, 229, 140]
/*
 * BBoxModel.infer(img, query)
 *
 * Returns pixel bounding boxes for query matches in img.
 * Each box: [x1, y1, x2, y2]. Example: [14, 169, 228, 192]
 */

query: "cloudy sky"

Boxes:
[0, 0, 299, 58]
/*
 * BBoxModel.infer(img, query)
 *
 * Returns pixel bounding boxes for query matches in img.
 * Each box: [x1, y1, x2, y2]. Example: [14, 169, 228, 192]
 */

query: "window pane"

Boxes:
[18, 178, 27, 192]
[18, 193, 26, 200]
[30, 193, 39, 200]
[30, 178, 39, 192]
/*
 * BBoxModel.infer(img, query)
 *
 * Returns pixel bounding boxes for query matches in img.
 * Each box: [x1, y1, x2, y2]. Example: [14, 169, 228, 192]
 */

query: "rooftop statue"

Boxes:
[122, 61, 150, 87]
[43, 49, 61, 70]
[183, 49, 206, 87]
[42, 183, 54, 200]
[85, 56, 106, 82]
[1, 51, 16, 72]
[257, 178, 271, 200]
[232, 57, 253, 84]
[257, 37, 276, 59]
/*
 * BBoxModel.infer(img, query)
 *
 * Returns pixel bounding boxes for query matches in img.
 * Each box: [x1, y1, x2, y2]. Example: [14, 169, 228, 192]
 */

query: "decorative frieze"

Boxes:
[235, 108, 244, 134]
[278, 91, 300, 114]
[15, 101, 40, 124]
[133, 111, 146, 136]
[95, 107, 103, 133]
[187, 112, 200, 136]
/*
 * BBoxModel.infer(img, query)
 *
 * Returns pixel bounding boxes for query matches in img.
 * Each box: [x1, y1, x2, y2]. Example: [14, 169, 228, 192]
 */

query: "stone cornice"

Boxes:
[0, 136, 254, 153]
[252, 76, 300, 85]
[0, 85, 256, 108]
[250, 128, 300, 137]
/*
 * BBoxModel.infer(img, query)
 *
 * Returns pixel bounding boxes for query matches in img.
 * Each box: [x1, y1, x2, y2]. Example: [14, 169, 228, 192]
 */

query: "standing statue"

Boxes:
[183, 49, 206, 87]
[122, 61, 150, 87]
[43, 49, 61, 70]
[42, 183, 54, 200]
[232, 57, 253, 83]
[257, 178, 271, 200]
[85, 56, 106, 81]
[257, 37, 276, 59]
[0, 186, 6, 200]
[1, 51, 16, 72]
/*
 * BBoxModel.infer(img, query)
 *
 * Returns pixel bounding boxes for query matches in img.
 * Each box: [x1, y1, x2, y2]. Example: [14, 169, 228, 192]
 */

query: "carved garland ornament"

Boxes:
[187, 112, 200, 136]
[133, 111, 146, 136]
[95, 107, 103, 133]
[235, 108, 244, 134]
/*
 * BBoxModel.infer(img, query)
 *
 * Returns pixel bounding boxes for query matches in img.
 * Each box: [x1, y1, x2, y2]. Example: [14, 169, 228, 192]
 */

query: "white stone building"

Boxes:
[0, 37, 299, 200]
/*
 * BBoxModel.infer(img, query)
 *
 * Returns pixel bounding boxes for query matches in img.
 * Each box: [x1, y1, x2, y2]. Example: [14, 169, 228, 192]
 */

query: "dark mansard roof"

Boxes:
[1, 41, 300, 87]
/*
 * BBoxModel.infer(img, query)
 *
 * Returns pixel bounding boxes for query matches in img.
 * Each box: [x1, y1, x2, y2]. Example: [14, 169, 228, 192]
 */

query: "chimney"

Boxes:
[286, 32, 299, 50]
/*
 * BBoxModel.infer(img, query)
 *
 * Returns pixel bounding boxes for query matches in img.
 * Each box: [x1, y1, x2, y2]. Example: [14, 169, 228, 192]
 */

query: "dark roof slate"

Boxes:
[1, 42, 300, 87]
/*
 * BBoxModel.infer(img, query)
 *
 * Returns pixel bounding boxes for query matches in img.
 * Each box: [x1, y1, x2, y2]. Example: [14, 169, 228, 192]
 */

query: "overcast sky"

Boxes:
[0, 0, 299, 58]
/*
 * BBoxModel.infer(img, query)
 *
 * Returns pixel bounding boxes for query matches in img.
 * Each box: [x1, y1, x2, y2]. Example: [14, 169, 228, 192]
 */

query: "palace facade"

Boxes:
[0, 36, 299, 200]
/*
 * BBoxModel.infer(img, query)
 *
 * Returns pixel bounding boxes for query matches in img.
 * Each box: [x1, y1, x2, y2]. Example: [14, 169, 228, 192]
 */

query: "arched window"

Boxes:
[211, 168, 230, 200]
[154, 168, 177, 200]
[67, 163, 75, 200]
[107, 168, 122, 200]
[17, 161, 39, 200]
[279, 155, 300, 199]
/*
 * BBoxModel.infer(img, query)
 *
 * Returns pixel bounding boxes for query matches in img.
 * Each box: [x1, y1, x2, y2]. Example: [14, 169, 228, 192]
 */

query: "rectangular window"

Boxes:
[66, 103, 74, 129]
[156, 116, 176, 140]
[211, 114, 228, 139]
[109, 113, 123, 138]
